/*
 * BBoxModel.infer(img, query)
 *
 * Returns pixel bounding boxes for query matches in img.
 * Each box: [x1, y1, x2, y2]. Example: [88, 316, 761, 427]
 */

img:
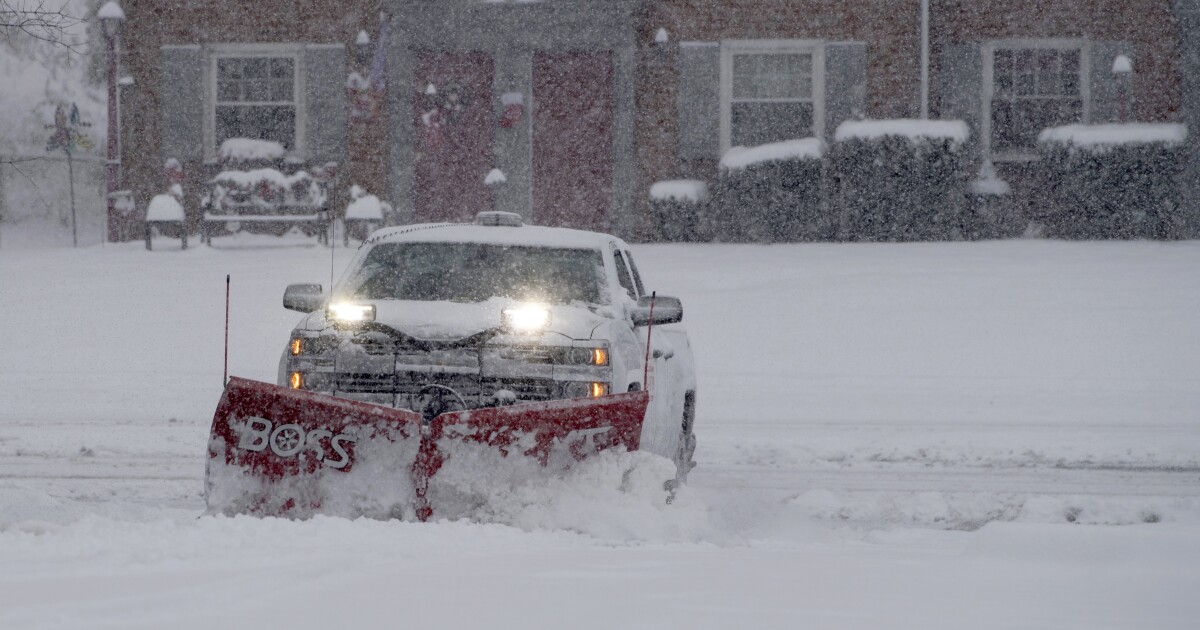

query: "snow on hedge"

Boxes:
[1038, 123, 1187, 151]
[145, 194, 184, 222]
[835, 119, 970, 145]
[719, 138, 825, 171]
[649, 179, 709, 203]
[219, 138, 286, 162]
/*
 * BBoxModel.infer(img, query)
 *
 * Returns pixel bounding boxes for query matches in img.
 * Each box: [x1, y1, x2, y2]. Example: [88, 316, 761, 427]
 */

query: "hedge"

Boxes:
[1037, 124, 1187, 239]
[646, 180, 709, 242]
[712, 139, 827, 243]
[829, 120, 970, 242]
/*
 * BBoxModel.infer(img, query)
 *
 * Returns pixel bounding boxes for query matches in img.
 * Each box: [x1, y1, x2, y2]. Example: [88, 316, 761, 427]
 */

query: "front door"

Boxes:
[413, 52, 495, 223]
[532, 52, 614, 231]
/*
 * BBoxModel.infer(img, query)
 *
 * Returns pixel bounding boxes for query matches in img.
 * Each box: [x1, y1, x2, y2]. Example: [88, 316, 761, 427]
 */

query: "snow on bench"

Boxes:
[203, 166, 330, 245]
[203, 213, 323, 222]
[145, 194, 184, 222]
[145, 191, 187, 250]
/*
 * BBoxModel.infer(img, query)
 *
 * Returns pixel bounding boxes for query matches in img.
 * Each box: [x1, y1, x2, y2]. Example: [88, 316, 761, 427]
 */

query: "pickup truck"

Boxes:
[277, 211, 697, 481]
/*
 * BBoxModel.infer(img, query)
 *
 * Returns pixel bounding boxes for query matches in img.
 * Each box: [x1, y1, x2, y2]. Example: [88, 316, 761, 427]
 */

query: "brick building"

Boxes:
[117, 0, 1192, 238]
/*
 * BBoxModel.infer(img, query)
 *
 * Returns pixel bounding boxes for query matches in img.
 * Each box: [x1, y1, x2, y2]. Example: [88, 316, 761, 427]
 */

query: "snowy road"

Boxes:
[2, 235, 1199, 628]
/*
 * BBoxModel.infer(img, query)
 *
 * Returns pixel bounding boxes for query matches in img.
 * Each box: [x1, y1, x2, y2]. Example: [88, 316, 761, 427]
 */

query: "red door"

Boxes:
[533, 52, 614, 231]
[413, 52, 495, 223]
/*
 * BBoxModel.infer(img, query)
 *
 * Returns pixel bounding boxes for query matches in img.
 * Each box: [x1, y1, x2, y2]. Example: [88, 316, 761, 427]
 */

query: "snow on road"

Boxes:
[1, 235, 1198, 628]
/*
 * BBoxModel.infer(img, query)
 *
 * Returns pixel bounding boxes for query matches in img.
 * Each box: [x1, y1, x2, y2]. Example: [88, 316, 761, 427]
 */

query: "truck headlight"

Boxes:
[288, 371, 333, 391]
[562, 381, 610, 399]
[565, 346, 609, 366]
[326, 303, 375, 324]
[289, 334, 337, 358]
[502, 304, 551, 333]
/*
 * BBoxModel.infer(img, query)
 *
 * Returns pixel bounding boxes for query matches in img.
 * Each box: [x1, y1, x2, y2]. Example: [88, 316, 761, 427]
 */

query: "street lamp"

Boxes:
[1112, 54, 1133, 123]
[99, 1, 125, 242]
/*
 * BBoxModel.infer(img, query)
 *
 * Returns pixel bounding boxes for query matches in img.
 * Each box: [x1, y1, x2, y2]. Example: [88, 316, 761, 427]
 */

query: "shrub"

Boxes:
[830, 120, 970, 241]
[712, 139, 826, 243]
[1037, 124, 1187, 240]
[647, 180, 709, 242]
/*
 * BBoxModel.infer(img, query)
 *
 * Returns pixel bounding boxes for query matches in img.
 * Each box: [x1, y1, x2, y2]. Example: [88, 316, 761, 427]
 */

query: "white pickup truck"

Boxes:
[277, 211, 697, 480]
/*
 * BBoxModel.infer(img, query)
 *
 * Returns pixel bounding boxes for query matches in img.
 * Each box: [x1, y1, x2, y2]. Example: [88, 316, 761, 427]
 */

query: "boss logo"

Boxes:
[237, 417, 355, 469]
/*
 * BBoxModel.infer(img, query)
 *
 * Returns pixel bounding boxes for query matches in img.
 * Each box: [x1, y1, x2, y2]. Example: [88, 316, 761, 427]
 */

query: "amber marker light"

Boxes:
[290, 338, 303, 356]
[590, 382, 609, 398]
[289, 372, 304, 390]
[592, 348, 609, 366]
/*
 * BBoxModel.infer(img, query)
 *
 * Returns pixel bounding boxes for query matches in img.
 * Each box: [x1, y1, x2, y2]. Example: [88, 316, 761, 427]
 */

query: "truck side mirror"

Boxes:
[630, 295, 683, 326]
[283, 284, 324, 313]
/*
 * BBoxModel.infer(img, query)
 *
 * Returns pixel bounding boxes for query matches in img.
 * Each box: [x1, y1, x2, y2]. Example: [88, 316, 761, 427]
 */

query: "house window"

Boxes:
[214, 56, 298, 151]
[722, 41, 823, 150]
[989, 44, 1085, 155]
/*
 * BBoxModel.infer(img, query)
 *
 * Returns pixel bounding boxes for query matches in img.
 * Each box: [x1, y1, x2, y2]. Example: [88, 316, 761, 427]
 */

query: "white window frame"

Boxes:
[982, 38, 1090, 162]
[204, 43, 306, 163]
[720, 39, 825, 154]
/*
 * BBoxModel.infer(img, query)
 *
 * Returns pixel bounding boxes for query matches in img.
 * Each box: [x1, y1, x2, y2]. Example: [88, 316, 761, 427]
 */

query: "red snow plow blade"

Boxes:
[206, 377, 649, 521]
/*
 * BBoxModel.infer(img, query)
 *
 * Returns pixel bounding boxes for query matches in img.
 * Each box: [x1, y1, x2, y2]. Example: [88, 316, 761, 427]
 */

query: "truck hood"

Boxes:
[305, 298, 616, 342]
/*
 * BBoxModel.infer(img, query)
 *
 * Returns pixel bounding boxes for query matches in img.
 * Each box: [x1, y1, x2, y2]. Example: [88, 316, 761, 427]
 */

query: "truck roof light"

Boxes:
[475, 211, 524, 227]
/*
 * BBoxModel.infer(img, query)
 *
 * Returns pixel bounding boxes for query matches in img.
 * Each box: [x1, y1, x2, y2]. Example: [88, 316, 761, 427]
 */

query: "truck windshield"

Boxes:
[347, 242, 606, 305]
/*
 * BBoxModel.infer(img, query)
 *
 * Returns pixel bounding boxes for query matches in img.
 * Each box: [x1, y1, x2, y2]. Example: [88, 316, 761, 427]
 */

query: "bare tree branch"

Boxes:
[0, 0, 84, 50]
[0, 156, 40, 188]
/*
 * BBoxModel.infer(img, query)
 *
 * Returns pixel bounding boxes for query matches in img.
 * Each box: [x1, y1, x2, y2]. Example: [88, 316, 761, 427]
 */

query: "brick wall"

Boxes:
[647, 0, 922, 118]
[120, 0, 382, 228]
[933, 0, 1181, 122]
[633, 0, 922, 233]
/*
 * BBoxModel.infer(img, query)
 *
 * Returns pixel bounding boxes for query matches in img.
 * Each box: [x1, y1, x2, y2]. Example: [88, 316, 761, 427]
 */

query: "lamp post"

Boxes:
[1112, 54, 1133, 123]
[99, 1, 125, 242]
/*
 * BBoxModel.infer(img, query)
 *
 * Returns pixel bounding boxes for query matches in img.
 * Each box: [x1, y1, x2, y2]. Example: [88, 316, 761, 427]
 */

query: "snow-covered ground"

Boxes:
[1, 234, 1198, 628]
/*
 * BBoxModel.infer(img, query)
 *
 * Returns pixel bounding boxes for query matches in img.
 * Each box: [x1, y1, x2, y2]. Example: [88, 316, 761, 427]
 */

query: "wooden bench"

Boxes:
[199, 168, 331, 245]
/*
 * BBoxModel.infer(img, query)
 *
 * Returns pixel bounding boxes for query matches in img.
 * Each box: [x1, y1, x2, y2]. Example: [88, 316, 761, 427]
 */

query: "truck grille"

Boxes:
[335, 373, 555, 403]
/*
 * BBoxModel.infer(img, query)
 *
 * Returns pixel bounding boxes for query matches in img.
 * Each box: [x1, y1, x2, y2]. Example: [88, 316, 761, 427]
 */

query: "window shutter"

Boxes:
[304, 45, 347, 163]
[160, 46, 204, 162]
[1089, 42, 1134, 123]
[939, 43, 982, 154]
[677, 43, 720, 160]
[824, 41, 867, 141]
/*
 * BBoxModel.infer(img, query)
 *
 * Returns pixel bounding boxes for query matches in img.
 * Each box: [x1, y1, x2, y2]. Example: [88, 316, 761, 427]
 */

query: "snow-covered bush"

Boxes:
[714, 139, 826, 243]
[646, 180, 708, 242]
[1037, 124, 1187, 239]
[830, 120, 969, 241]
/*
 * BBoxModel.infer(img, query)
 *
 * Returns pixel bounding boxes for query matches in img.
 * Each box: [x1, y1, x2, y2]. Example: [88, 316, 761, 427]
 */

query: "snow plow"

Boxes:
[205, 213, 696, 521]
[206, 376, 650, 521]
